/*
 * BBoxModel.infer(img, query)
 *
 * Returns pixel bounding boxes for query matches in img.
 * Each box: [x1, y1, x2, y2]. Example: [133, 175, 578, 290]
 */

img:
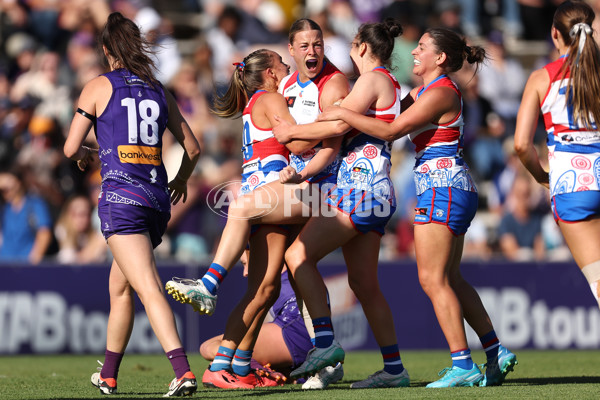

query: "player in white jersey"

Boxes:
[192, 49, 299, 389]
[167, 20, 348, 316]
[166, 20, 350, 388]
[317, 27, 517, 388]
[273, 19, 412, 389]
[515, 1, 600, 310]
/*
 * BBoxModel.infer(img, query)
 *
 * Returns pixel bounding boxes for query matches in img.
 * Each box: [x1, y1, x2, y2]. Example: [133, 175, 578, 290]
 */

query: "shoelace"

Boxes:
[96, 360, 104, 372]
[437, 367, 452, 377]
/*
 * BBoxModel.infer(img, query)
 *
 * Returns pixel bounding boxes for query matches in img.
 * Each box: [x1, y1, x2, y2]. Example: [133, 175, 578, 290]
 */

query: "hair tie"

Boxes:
[233, 62, 245, 71]
[569, 22, 592, 64]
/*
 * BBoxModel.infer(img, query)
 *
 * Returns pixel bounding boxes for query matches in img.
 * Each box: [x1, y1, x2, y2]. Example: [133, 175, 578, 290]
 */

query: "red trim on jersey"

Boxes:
[243, 91, 271, 132]
[369, 69, 402, 112]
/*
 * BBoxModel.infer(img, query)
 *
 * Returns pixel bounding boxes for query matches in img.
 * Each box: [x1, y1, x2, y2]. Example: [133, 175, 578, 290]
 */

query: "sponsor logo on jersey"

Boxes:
[286, 96, 296, 107]
[118, 145, 162, 165]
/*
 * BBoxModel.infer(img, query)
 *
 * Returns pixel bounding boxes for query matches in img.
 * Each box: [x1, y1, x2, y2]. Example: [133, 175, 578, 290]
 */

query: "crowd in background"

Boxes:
[0, 0, 594, 265]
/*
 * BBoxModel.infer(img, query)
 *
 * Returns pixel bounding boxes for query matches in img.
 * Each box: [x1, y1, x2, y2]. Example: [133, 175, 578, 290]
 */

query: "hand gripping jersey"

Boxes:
[409, 75, 477, 196]
[337, 67, 399, 206]
[279, 61, 343, 184]
[96, 69, 170, 212]
[542, 57, 600, 197]
[240, 90, 289, 194]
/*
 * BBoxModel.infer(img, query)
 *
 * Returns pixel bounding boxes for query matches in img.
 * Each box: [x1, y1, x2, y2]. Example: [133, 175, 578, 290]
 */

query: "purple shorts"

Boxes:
[271, 300, 313, 368]
[98, 203, 170, 249]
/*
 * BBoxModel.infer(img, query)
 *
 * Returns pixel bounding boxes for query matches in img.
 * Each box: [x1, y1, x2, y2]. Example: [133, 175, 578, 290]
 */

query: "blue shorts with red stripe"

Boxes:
[551, 191, 600, 222]
[413, 187, 477, 235]
[326, 187, 396, 235]
[98, 203, 170, 248]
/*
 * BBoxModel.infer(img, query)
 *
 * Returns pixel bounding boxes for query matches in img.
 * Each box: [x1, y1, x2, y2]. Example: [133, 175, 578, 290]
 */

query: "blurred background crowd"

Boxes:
[0, 0, 594, 266]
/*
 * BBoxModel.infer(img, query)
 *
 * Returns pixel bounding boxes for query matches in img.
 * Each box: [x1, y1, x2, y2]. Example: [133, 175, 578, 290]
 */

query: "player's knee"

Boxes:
[199, 341, 213, 361]
[417, 270, 445, 296]
[227, 197, 255, 219]
[284, 246, 307, 274]
[347, 275, 378, 300]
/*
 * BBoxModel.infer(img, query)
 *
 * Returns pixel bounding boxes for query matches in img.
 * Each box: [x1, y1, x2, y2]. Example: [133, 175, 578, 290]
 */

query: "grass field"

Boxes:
[2, 350, 600, 399]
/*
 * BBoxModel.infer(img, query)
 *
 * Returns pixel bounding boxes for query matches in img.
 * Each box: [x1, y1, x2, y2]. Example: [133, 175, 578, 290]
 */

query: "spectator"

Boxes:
[309, 9, 353, 76]
[134, 6, 182, 85]
[497, 173, 545, 261]
[5, 32, 38, 81]
[54, 194, 107, 264]
[0, 167, 53, 264]
[517, 0, 558, 41]
[236, 0, 286, 46]
[206, 5, 244, 94]
[478, 30, 526, 136]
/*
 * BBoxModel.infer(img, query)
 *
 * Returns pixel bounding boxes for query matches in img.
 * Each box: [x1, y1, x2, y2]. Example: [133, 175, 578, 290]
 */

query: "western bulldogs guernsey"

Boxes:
[337, 67, 399, 205]
[410, 75, 477, 196]
[279, 61, 343, 184]
[240, 90, 289, 194]
[96, 69, 170, 212]
[542, 57, 600, 197]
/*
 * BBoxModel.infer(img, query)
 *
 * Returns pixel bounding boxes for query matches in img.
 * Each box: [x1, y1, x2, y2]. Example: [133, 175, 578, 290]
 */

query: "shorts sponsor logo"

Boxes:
[415, 207, 428, 215]
[118, 145, 161, 165]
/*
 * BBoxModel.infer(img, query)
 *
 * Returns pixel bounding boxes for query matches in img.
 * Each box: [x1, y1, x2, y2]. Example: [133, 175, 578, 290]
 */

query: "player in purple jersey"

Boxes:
[515, 1, 600, 310]
[63, 12, 200, 397]
[316, 28, 516, 387]
[199, 269, 313, 380]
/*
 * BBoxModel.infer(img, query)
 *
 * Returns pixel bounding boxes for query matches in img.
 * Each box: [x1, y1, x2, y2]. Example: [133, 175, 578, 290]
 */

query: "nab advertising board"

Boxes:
[0, 261, 598, 354]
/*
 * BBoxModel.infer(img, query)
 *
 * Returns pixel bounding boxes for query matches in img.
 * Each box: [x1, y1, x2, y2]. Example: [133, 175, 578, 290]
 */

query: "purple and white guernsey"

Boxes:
[96, 69, 171, 212]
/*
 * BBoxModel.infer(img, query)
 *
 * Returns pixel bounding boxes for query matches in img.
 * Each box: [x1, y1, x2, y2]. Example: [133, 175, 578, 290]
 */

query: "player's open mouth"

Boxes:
[306, 59, 318, 71]
[413, 59, 421, 66]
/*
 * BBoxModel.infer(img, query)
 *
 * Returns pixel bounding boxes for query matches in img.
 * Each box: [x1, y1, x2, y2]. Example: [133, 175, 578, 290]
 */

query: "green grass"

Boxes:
[1, 350, 600, 399]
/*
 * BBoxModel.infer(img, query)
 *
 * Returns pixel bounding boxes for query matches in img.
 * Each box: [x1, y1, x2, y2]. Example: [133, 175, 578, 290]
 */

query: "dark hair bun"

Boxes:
[384, 18, 403, 38]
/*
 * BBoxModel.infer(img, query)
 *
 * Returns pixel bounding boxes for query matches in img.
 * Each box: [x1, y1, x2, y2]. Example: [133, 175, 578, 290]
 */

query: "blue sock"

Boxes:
[232, 349, 253, 376]
[480, 330, 500, 361]
[313, 317, 334, 348]
[451, 348, 474, 370]
[381, 344, 404, 375]
[210, 346, 234, 372]
[202, 263, 228, 295]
